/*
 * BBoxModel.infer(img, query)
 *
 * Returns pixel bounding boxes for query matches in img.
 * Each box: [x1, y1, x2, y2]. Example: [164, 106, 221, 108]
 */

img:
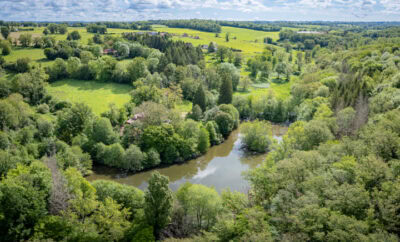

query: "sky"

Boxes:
[1, 0, 400, 22]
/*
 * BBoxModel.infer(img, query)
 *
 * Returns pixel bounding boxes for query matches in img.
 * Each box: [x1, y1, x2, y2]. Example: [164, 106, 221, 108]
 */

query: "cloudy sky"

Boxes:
[1, 0, 400, 22]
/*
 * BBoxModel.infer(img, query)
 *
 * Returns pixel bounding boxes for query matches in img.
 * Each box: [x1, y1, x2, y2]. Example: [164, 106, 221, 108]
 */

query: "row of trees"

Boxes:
[155, 19, 222, 33]
[218, 20, 281, 32]
[86, 24, 107, 34]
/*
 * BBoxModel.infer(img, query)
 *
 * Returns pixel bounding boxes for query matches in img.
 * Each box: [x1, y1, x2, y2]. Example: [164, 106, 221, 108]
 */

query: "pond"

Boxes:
[87, 125, 288, 193]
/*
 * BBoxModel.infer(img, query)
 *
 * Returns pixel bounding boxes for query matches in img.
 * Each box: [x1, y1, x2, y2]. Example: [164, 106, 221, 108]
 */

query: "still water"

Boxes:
[87, 125, 287, 192]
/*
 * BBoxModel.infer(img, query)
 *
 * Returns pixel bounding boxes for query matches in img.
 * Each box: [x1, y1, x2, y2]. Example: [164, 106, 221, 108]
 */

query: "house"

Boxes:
[103, 49, 117, 55]
[182, 33, 189, 37]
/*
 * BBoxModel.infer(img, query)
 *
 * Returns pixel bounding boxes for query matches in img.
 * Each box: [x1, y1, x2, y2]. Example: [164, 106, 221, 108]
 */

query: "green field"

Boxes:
[153, 25, 279, 57]
[5, 25, 293, 110]
[3, 27, 141, 67]
[236, 78, 294, 100]
[4, 25, 279, 68]
[47, 79, 132, 115]
[3, 47, 53, 67]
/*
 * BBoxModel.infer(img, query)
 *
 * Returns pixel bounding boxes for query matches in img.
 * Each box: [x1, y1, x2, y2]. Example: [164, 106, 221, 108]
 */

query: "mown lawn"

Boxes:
[47, 79, 132, 115]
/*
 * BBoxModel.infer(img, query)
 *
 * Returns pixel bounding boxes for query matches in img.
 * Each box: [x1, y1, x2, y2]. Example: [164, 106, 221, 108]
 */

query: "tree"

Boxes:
[58, 24, 68, 34]
[145, 172, 173, 238]
[188, 104, 203, 121]
[275, 62, 288, 80]
[239, 76, 252, 92]
[193, 85, 207, 111]
[131, 81, 162, 106]
[234, 53, 242, 67]
[46, 58, 67, 81]
[337, 107, 356, 137]
[67, 30, 81, 40]
[15, 57, 31, 73]
[226, 32, 230, 42]
[0, 162, 52, 241]
[241, 121, 273, 153]
[47, 24, 58, 34]
[122, 145, 147, 172]
[92, 180, 144, 220]
[43, 28, 49, 35]
[218, 74, 233, 104]
[1, 26, 10, 39]
[1, 41, 11, 55]
[89, 117, 118, 145]
[56, 103, 94, 143]
[177, 183, 222, 230]
[216, 46, 229, 63]
[198, 127, 210, 154]
[208, 42, 216, 53]
[218, 62, 240, 91]
[19, 33, 32, 47]
[127, 57, 149, 82]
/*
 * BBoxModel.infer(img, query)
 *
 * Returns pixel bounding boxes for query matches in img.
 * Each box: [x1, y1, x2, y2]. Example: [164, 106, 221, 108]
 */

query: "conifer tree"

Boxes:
[193, 85, 207, 111]
[208, 42, 216, 53]
[218, 74, 233, 104]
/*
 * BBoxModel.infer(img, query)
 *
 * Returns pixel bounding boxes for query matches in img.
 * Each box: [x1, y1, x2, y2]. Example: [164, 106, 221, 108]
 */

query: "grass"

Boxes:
[3, 27, 143, 67]
[235, 77, 294, 100]
[153, 25, 279, 57]
[175, 100, 192, 114]
[4, 47, 53, 67]
[47, 79, 132, 115]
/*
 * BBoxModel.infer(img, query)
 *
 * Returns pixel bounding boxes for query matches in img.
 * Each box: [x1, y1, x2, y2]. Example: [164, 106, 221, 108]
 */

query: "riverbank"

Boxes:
[87, 124, 288, 192]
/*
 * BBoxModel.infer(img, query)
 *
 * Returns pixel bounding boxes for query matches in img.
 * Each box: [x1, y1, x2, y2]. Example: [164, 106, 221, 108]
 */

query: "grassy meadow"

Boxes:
[3, 25, 293, 112]
[153, 25, 279, 57]
[47, 79, 132, 115]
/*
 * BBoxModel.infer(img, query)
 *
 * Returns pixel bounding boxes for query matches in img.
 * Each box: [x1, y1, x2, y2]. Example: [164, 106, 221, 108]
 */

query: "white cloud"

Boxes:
[380, 0, 400, 13]
[298, 0, 333, 8]
[0, 0, 398, 21]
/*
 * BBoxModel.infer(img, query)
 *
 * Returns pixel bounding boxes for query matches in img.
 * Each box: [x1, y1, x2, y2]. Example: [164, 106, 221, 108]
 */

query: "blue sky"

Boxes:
[1, 0, 400, 22]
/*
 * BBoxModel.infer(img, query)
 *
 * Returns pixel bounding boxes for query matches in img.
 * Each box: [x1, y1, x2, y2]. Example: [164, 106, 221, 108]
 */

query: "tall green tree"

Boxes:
[218, 74, 233, 104]
[127, 57, 149, 82]
[144, 172, 173, 238]
[193, 85, 207, 111]
[208, 42, 216, 53]
[19, 33, 32, 47]
[1, 41, 11, 55]
[225, 32, 230, 42]
[1, 26, 10, 39]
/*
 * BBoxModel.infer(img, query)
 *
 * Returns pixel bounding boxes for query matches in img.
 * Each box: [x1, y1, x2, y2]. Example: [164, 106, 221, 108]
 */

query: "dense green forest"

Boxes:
[0, 19, 400, 241]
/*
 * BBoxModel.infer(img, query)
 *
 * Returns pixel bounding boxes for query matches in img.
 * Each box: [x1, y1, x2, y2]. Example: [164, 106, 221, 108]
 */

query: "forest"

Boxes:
[0, 17, 400, 242]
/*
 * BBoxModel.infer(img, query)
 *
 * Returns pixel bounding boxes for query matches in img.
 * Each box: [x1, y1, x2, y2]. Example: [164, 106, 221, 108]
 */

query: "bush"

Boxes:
[92, 180, 144, 220]
[37, 104, 50, 114]
[121, 145, 147, 172]
[241, 121, 273, 153]
[1, 41, 11, 55]
[15, 58, 31, 73]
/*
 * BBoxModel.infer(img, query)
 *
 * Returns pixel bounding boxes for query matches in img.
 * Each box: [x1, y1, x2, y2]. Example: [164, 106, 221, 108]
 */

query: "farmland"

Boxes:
[47, 79, 132, 115]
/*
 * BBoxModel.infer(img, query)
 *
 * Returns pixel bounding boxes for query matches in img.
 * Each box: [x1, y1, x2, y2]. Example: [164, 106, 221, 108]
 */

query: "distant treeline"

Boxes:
[218, 21, 281, 32]
[75, 22, 152, 31]
[151, 20, 222, 33]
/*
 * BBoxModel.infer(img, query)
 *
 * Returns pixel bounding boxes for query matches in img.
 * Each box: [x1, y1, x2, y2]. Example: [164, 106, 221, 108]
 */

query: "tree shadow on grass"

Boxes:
[51, 79, 133, 95]
[271, 78, 289, 84]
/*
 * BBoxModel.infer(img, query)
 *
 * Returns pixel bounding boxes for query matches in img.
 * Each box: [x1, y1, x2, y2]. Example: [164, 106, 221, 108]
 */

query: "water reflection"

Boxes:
[87, 125, 287, 192]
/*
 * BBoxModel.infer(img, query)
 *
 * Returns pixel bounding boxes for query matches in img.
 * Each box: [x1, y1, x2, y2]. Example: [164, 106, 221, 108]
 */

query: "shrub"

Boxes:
[241, 121, 273, 153]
